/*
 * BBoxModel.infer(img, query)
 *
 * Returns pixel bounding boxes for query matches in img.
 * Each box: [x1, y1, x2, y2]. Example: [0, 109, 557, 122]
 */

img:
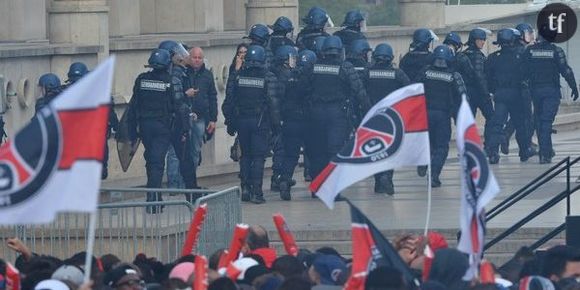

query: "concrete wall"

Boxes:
[0, 0, 47, 42]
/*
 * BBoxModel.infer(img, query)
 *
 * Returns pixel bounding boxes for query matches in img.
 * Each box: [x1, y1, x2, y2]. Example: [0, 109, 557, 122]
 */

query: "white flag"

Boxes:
[456, 95, 500, 279]
[310, 84, 431, 209]
[0, 57, 115, 224]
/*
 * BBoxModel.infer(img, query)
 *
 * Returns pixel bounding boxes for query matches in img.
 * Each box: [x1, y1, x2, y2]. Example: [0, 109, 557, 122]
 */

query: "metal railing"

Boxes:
[484, 156, 580, 252]
[0, 187, 241, 263]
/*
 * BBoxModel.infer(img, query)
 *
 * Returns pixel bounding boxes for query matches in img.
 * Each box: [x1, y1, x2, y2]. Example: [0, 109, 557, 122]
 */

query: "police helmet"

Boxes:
[148, 49, 172, 70]
[443, 32, 463, 49]
[411, 28, 435, 50]
[538, 22, 557, 42]
[246, 24, 270, 43]
[67, 62, 89, 83]
[313, 36, 328, 55]
[468, 28, 487, 44]
[372, 43, 394, 62]
[321, 36, 343, 56]
[275, 45, 298, 63]
[303, 7, 329, 29]
[158, 40, 189, 59]
[515, 23, 535, 44]
[38, 73, 61, 90]
[351, 39, 371, 56]
[299, 50, 317, 67]
[432, 45, 453, 68]
[271, 16, 294, 33]
[493, 28, 517, 46]
[245, 45, 266, 67]
[342, 10, 364, 28]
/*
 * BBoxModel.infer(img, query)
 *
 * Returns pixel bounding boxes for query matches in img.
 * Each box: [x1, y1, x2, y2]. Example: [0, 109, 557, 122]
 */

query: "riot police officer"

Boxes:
[312, 36, 328, 58]
[367, 43, 411, 195]
[502, 23, 538, 156]
[271, 45, 307, 200]
[416, 45, 467, 187]
[401, 28, 436, 177]
[304, 36, 370, 186]
[245, 24, 271, 48]
[127, 49, 197, 214]
[296, 7, 331, 51]
[334, 10, 367, 58]
[523, 24, 579, 163]
[299, 49, 317, 69]
[268, 16, 296, 54]
[447, 31, 494, 152]
[222, 45, 281, 204]
[400, 28, 436, 81]
[485, 28, 531, 164]
[64, 62, 119, 180]
[36, 73, 63, 113]
[347, 39, 372, 82]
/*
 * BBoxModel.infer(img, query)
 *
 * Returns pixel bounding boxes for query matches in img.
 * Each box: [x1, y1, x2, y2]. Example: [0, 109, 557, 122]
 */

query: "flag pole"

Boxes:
[83, 211, 97, 283]
[424, 165, 432, 236]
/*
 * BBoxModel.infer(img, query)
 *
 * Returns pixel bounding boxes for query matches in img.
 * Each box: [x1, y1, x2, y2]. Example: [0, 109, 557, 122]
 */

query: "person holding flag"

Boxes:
[366, 43, 411, 195]
[415, 45, 467, 187]
[456, 94, 500, 279]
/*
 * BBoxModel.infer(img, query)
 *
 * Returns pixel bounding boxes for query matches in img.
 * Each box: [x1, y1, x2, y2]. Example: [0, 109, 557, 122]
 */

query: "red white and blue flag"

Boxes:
[310, 83, 431, 209]
[455, 95, 500, 279]
[0, 57, 115, 224]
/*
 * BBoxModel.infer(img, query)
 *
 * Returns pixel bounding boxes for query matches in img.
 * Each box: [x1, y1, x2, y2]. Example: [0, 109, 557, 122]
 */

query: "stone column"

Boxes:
[399, 0, 445, 28]
[246, 0, 299, 30]
[108, 0, 141, 37]
[0, 0, 47, 42]
[223, 0, 246, 31]
[48, 0, 110, 61]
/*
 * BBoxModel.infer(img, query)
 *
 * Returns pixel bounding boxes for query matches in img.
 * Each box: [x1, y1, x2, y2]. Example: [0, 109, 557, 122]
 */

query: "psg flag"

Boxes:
[345, 200, 421, 290]
[455, 95, 499, 279]
[310, 84, 430, 209]
[0, 57, 115, 224]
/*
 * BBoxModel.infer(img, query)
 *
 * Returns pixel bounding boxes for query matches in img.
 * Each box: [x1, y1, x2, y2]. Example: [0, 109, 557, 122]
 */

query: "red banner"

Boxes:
[194, 255, 208, 290]
[181, 203, 208, 257]
[218, 224, 249, 269]
[273, 213, 299, 256]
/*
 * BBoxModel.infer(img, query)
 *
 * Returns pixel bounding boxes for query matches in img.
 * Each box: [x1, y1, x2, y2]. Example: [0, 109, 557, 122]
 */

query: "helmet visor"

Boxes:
[325, 14, 335, 28]
[360, 19, 368, 33]
[173, 43, 190, 60]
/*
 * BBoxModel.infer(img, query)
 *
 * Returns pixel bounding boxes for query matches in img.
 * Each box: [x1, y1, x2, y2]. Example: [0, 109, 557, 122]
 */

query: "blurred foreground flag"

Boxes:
[455, 94, 499, 279]
[0, 57, 115, 224]
[310, 83, 430, 209]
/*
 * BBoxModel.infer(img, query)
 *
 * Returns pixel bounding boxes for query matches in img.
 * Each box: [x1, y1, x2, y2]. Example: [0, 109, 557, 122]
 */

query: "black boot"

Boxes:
[431, 175, 442, 188]
[270, 175, 281, 191]
[488, 152, 500, 164]
[374, 175, 387, 194]
[540, 155, 552, 164]
[417, 166, 428, 177]
[279, 178, 291, 201]
[241, 183, 251, 202]
[303, 166, 312, 182]
[251, 185, 266, 204]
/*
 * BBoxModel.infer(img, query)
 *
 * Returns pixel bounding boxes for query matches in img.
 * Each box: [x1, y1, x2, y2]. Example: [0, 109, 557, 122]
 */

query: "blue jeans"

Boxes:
[166, 118, 206, 188]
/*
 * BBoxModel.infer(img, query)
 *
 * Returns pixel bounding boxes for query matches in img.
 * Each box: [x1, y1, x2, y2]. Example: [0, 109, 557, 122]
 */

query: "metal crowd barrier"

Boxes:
[0, 187, 241, 263]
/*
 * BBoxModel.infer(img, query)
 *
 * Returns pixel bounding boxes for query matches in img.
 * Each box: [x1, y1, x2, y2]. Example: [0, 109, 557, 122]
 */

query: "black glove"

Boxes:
[572, 87, 579, 101]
